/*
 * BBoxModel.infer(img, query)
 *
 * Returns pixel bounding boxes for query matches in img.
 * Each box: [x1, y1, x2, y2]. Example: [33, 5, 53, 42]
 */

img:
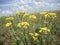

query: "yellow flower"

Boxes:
[17, 22, 30, 29]
[16, 11, 25, 15]
[39, 27, 50, 34]
[40, 12, 56, 19]
[48, 13, 56, 15]
[34, 33, 39, 37]
[29, 15, 37, 19]
[5, 22, 12, 27]
[33, 33, 39, 41]
[40, 12, 50, 18]
[40, 27, 48, 31]
[29, 33, 39, 41]
[17, 23, 21, 27]
[39, 30, 42, 33]
[29, 33, 39, 37]
[48, 29, 50, 32]
[21, 22, 29, 26]
[44, 14, 50, 18]
[6, 17, 14, 21]
[48, 12, 56, 19]
[23, 13, 29, 18]
[32, 36, 38, 41]
[23, 25, 28, 29]
[40, 12, 47, 15]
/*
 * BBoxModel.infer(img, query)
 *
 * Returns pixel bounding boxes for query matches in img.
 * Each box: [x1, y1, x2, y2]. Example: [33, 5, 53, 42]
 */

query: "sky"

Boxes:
[0, 0, 60, 16]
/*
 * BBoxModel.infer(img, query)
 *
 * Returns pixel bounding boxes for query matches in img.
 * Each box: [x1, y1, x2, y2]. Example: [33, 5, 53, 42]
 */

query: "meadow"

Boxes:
[0, 11, 60, 45]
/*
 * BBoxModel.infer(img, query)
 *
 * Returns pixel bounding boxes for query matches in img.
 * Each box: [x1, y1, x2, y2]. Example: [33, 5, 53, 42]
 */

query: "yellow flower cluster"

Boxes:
[39, 27, 50, 34]
[40, 12, 56, 19]
[44, 14, 50, 18]
[5, 22, 12, 27]
[29, 15, 37, 19]
[48, 13, 56, 19]
[17, 22, 30, 29]
[29, 33, 39, 41]
[23, 13, 29, 18]
[16, 11, 25, 15]
[6, 17, 14, 21]
[40, 12, 47, 15]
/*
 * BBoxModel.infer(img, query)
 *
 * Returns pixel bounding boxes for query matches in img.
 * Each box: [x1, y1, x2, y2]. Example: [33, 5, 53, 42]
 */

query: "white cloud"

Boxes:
[1, 10, 13, 15]
[56, 3, 60, 6]
[20, 0, 26, 4]
[24, 5, 33, 9]
[9, 0, 60, 12]
[20, 0, 34, 3]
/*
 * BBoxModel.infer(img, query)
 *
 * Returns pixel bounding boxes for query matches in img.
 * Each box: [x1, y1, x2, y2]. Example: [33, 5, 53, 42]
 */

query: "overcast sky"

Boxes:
[0, 0, 60, 16]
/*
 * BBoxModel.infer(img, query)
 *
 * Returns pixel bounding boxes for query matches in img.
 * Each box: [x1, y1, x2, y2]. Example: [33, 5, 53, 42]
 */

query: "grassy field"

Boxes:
[0, 11, 60, 45]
